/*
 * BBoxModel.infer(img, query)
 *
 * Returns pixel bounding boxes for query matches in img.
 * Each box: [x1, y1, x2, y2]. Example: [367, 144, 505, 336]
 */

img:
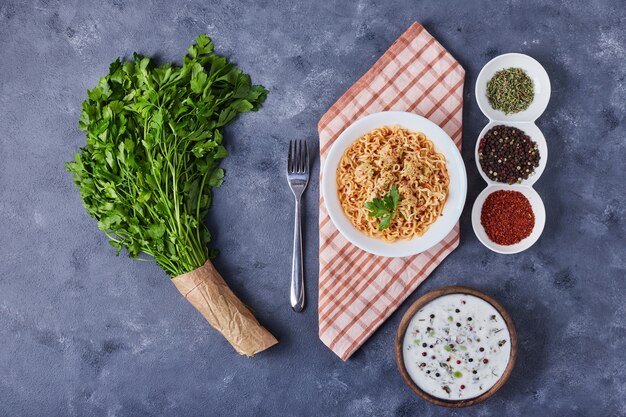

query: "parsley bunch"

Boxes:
[364, 185, 400, 231]
[67, 35, 267, 277]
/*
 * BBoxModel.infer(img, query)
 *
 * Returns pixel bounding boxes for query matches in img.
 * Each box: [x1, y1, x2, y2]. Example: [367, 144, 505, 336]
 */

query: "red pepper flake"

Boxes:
[456, 360, 461, 364]
[422, 352, 427, 357]
[483, 358, 489, 364]
[481, 190, 534, 245]
[460, 385, 466, 390]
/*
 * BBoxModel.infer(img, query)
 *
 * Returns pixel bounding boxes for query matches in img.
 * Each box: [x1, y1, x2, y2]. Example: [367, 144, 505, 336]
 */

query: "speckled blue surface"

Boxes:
[0, 1, 625, 416]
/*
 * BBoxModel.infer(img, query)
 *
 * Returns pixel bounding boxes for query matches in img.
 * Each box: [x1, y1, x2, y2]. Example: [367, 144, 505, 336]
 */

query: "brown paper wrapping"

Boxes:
[172, 260, 278, 356]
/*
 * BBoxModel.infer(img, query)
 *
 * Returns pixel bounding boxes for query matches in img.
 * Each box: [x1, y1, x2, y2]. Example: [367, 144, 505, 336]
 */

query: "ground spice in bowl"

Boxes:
[478, 125, 540, 184]
[480, 190, 534, 245]
[486, 67, 534, 114]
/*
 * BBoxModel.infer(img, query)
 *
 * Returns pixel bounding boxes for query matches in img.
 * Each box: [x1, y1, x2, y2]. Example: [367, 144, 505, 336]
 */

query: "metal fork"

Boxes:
[286, 139, 309, 312]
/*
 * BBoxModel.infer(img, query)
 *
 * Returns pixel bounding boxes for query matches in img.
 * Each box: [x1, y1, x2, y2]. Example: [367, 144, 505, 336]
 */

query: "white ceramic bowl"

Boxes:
[475, 53, 551, 122]
[475, 121, 548, 186]
[322, 111, 467, 258]
[471, 184, 545, 254]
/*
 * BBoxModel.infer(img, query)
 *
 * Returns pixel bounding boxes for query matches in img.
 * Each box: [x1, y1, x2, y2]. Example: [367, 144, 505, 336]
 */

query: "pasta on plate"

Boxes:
[336, 125, 449, 242]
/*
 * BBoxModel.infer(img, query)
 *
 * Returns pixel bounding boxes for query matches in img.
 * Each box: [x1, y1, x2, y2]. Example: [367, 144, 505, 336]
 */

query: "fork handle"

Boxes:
[290, 197, 305, 312]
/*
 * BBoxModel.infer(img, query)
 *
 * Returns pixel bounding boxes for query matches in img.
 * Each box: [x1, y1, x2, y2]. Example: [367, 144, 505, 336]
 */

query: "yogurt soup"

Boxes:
[402, 293, 511, 401]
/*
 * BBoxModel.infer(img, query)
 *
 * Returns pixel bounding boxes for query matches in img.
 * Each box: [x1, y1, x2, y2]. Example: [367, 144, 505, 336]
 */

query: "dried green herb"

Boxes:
[486, 67, 534, 114]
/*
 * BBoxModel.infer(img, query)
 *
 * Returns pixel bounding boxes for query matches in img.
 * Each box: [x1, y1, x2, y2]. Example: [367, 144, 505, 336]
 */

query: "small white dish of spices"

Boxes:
[475, 53, 551, 123]
[471, 185, 546, 254]
[475, 121, 548, 186]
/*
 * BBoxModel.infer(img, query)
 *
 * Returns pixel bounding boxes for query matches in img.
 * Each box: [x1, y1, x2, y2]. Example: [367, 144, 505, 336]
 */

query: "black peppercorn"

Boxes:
[456, 323, 461, 327]
[478, 125, 540, 184]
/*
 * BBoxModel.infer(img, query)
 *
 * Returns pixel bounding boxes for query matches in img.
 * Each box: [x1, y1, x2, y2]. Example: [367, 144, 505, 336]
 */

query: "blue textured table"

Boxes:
[1, 1, 624, 416]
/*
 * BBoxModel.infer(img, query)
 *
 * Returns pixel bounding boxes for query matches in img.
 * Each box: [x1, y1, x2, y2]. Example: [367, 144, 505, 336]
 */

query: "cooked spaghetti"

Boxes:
[336, 125, 449, 242]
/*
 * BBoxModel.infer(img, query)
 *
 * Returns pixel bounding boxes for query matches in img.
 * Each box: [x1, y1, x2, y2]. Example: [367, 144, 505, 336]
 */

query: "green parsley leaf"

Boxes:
[389, 185, 400, 210]
[379, 214, 392, 231]
[364, 199, 388, 218]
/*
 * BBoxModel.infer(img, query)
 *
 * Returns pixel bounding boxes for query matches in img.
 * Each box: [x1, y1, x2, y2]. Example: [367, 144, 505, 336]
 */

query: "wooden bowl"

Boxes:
[394, 286, 517, 408]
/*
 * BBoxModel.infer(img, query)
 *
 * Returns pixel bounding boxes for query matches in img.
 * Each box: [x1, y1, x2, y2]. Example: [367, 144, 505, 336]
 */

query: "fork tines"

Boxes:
[287, 139, 309, 174]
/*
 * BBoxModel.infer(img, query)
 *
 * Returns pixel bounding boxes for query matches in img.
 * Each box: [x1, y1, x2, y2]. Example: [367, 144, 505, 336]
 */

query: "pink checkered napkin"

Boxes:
[318, 22, 465, 360]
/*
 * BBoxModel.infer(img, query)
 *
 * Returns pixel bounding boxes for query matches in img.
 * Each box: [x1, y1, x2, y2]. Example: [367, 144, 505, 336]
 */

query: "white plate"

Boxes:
[321, 111, 467, 258]
[475, 121, 548, 186]
[471, 185, 545, 254]
[475, 53, 551, 122]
